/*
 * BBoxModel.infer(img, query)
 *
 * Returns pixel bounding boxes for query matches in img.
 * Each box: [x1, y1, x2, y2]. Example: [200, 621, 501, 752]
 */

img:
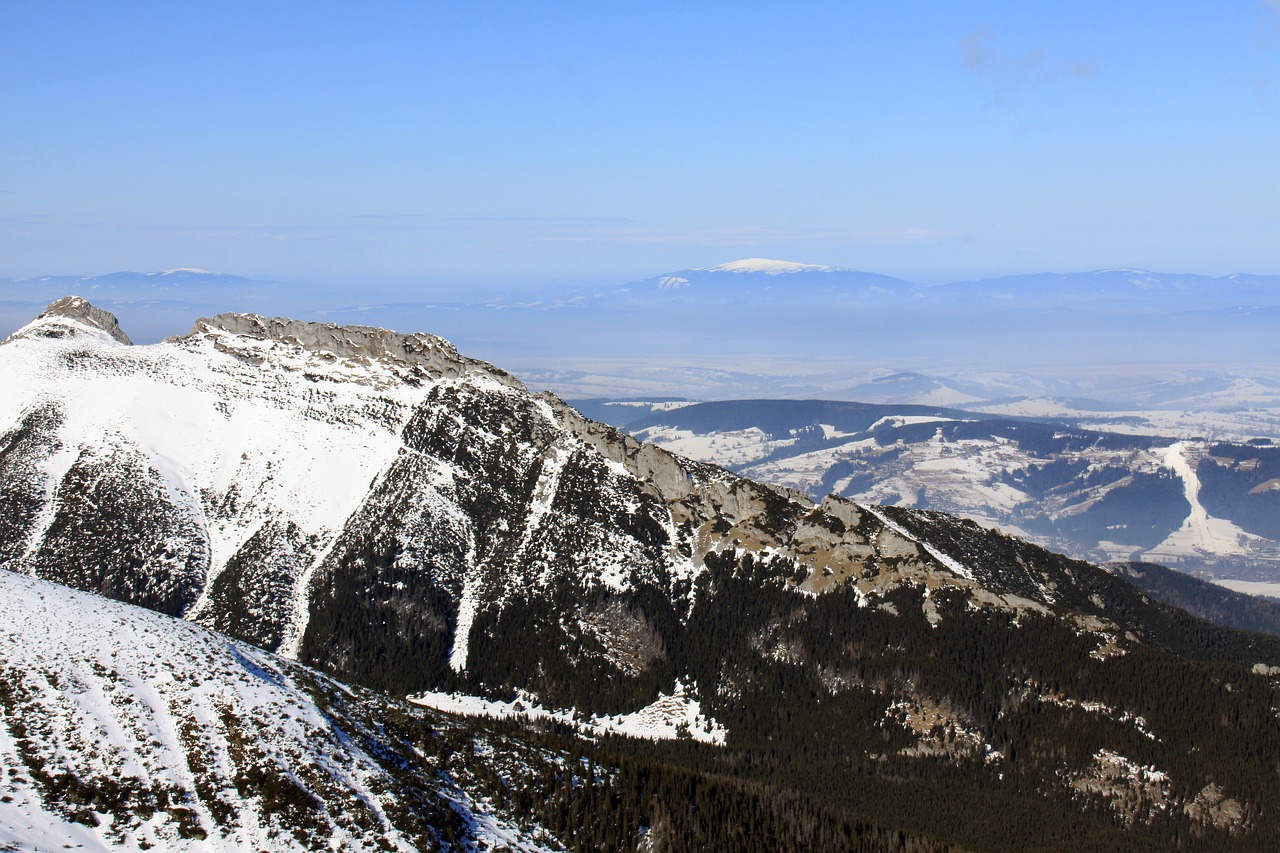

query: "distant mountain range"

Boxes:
[610, 259, 1280, 311]
[5, 257, 1278, 341]
[334, 260, 1280, 400]
[3, 268, 262, 298]
[4, 258, 1279, 414]
[931, 269, 1280, 310]
[0, 269, 278, 346]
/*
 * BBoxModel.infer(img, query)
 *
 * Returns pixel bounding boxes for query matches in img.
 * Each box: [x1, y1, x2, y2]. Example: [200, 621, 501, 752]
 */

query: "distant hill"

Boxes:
[0, 270, 280, 344]
[1111, 561, 1280, 638]
[930, 269, 1280, 310]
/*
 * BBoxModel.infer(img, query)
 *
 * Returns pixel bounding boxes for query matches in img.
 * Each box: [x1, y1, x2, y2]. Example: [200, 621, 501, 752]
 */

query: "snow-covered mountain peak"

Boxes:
[4, 296, 133, 346]
[702, 258, 837, 274]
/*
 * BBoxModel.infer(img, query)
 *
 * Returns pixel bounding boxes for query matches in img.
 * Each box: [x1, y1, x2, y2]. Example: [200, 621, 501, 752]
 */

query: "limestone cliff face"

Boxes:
[545, 395, 696, 502]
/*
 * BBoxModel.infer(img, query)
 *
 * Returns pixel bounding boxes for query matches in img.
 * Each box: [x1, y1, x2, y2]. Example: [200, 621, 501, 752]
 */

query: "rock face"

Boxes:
[188, 312, 519, 388]
[20, 295, 134, 345]
[5, 299, 1280, 847]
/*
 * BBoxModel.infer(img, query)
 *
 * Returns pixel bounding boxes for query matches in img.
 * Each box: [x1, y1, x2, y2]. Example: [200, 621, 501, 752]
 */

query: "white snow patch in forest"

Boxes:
[1092, 749, 1170, 786]
[439, 790, 560, 853]
[449, 570, 484, 672]
[411, 681, 727, 746]
[523, 442, 574, 539]
[865, 415, 960, 432]
[633, 426, 792, 468]
[18, 442, 80, 562]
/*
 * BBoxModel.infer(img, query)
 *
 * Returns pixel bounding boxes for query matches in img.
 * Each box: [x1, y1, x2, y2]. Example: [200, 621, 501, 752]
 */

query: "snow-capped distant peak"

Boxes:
[158, 268, 214, 275]
[703, 258, 837, 275]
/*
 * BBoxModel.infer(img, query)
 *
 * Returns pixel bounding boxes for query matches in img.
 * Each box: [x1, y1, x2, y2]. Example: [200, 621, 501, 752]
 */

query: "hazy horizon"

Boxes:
[4, 260, 1279, 409]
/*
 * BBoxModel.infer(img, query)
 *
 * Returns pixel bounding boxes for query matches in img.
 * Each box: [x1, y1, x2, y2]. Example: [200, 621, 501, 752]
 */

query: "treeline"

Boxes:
[460, 716, 959, 853]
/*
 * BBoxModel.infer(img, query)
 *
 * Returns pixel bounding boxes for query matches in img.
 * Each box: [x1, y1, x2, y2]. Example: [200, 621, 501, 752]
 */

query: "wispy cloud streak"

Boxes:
[1254, 0, 1280, 104]
[960, 27, 1098, 114]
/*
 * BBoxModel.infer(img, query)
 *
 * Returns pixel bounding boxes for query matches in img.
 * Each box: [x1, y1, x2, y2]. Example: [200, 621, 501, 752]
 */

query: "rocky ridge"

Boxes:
[0, 299, 1078, 688]
[11, 295, 134, 345]
[189, 311, 521, 389]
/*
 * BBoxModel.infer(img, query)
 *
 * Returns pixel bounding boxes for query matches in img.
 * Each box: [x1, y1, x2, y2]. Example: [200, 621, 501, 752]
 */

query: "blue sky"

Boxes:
[3, 1, 1278, 291]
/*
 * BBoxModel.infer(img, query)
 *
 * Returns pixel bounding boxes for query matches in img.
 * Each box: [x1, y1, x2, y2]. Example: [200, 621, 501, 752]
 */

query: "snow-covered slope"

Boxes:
[0, 570, 562, 851]
[1, 297, 498, 650]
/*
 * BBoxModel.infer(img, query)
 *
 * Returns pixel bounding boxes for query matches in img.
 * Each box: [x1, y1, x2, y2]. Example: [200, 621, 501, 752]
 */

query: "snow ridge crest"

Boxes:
[184, 312, 524, 386]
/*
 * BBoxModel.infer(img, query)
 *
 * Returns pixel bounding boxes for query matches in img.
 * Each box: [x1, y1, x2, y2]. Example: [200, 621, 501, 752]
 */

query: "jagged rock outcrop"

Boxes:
[17, 295, 133, 345]
[183, 311, 522, 388]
